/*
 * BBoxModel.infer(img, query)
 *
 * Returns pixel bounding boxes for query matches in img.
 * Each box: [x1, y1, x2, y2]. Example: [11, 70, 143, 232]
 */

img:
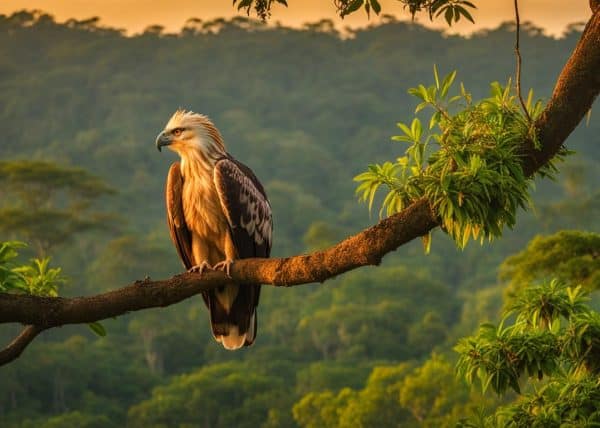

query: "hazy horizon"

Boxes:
[0, 0, 592, 37]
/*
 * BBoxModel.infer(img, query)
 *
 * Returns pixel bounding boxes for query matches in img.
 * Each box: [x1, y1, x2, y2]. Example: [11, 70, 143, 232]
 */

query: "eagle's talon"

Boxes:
[213, 259, 234, 277]
[188, 261, 212, 276]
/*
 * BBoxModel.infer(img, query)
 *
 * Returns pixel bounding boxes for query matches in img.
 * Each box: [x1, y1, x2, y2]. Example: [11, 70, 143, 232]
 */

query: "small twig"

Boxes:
[514, 0, 531, 122]
[0, 325, 45, 366]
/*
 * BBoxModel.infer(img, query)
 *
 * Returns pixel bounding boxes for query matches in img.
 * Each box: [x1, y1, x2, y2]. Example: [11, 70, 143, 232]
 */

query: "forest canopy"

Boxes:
[0, 8, 598, 428]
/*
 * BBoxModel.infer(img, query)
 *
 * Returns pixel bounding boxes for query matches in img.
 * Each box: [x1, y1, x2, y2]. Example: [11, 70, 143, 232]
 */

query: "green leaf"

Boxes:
[585, 107, 592, 126]
[448, 95, 462, 104]
[415, 101, 428, 113]
[343, 0, 364, 16]
[421, 232, 432, 254]
[410, 118, 422, 142]
[397, 122, 413, 139]
[391, 135, 413, 143]
[429, 111, 441, 129]
[440, 70, 457, 98]
[88, 321, 107, 337]
[455, 5, 474, 23]
[236, 0, 253, 10]
[444, 6, 454, 26]
[370, 0, 381, 15]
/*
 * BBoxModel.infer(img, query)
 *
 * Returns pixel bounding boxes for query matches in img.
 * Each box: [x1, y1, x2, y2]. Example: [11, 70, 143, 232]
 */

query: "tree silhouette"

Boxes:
[0, 160, 117, 256]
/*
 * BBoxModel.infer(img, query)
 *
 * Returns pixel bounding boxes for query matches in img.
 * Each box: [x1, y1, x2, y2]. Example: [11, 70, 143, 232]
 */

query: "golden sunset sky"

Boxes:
[0, 0, 591, 36]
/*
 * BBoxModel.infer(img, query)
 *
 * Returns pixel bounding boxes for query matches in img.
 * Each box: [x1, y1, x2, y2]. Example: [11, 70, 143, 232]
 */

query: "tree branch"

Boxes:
[0, 8, 598, 365]
[0, 198, 438, 327]
[0, 325, 45, 366]
[522, 8, 600, 176]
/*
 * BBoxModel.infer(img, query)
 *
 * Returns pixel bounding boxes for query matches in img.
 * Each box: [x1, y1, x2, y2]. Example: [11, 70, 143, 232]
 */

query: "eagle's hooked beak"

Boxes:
[156, 131, 171, 152]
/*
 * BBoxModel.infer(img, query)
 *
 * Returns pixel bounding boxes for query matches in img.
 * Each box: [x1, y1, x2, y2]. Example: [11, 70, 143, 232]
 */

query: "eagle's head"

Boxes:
[156, 110, 225, 160]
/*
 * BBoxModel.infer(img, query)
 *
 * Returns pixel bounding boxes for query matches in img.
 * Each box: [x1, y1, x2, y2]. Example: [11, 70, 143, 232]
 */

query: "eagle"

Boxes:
[156, 110, 272, 350]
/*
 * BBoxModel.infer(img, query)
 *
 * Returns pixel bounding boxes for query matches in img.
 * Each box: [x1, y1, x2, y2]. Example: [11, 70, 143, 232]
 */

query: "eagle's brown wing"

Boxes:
[214, 157, 272, 260]
[213, 156, 272, 347]
[165, 162, 194, 270]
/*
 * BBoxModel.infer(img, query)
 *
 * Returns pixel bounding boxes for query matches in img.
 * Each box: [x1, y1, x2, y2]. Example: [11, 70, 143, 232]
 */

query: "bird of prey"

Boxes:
[156, 110, 272, 350]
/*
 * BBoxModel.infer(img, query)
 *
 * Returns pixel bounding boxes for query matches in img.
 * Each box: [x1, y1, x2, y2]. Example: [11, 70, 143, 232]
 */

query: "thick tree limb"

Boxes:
[522, 9, 600, 176]
[0, 8, 598, 365]
[0, 325, 45, 366]
[0, 198, 438, 327]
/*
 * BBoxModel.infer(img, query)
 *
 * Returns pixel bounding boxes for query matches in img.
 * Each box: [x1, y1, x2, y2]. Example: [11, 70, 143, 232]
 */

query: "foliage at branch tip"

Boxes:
[0, 241, 106, 336]
[0, 241, 64, 297]
[355, 66, 568, 251]
[337, 0, 477, 22]
[232, 0, 476, 23]
[455, 279, 600, 426]
[233, 0, 289, 21]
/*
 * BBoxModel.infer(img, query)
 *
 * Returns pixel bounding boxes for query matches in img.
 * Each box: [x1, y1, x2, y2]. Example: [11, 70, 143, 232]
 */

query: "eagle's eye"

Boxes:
[172, 128, 183, 137]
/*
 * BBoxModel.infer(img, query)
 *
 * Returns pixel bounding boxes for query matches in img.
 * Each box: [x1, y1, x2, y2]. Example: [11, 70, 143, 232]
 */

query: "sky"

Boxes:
[0, 0, 592, 37]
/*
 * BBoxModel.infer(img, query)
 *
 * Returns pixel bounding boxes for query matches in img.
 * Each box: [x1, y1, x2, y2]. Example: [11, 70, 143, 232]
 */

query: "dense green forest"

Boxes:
[0, 10, 598, 427]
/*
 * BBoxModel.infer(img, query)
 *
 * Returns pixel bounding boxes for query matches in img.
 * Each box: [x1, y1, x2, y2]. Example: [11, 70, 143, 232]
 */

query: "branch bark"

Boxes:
[0, 325, 45, 366]
[0, 8, 598, 365]
[522, 9, 600, 176]
[0, 197, 438, 326]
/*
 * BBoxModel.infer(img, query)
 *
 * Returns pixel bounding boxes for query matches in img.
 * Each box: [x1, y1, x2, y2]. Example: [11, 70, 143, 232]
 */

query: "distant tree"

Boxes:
[406, 311, 449, 355]
[86, 235, 175, 292]
[293, 355, 491, 428]
[456, 232, 600, 427]
[335, 364, 415, 428]
[293, 388, 358, 428]
[398, 354, 471, 426]
[303, 221, 343, 251]
[294, 267, 458, 360]
[538, 191, 600, 232]
[295, 362, 372, 395]
[127, 362, 285, 428]
[21, 410, 115, 428]
[500, 230, 600, 297]
[0, 161, 116, 256]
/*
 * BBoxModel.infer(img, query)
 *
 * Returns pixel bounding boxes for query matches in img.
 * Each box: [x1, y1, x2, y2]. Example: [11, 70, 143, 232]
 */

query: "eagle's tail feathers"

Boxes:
[218, 326, 246, 350]
[245, 311, 257, 345]
[205, 285, 258, 350]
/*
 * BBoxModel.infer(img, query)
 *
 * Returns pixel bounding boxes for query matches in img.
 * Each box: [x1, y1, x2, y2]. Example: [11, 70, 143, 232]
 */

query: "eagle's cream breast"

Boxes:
[180, 156, 230, 264]
[183, 173, 224, 235]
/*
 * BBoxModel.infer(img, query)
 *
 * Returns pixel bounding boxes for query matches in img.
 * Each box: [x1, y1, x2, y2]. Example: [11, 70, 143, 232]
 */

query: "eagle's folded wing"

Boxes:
[213, 157, 272, 259]
[165, 162, 194, 269]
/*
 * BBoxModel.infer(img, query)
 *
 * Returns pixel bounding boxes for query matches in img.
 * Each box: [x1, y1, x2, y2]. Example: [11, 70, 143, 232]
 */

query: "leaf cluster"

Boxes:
[0, 241, 65, 296]
[0, 240, 109, 336]
[497, 375, 600, 428]
[233, 0, 289, 21]
[402, 0, 475, 25]
[455, 280, 600, 426]
[355, 67, 558, 250]
[0, 241, 27, 294]
[232, 0, 476, 23]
